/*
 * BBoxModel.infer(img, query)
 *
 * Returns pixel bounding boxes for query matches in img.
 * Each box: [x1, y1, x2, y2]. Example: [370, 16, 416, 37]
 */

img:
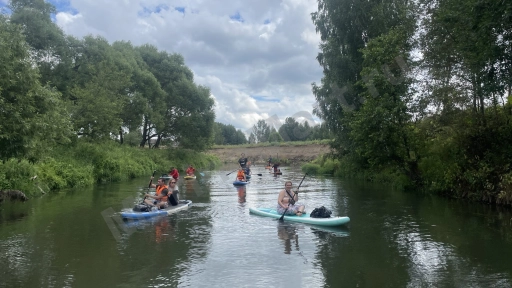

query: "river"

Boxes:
[1, 166, 511, 287]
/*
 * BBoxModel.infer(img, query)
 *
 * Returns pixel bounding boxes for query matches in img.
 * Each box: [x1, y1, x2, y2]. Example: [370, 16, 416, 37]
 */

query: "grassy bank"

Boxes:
[0, 140, 221, 197]
[212, 139, 331, 149]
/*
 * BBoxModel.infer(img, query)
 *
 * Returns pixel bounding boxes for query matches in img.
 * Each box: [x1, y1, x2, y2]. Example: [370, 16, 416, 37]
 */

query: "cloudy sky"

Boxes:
[2, 0, 324, 132]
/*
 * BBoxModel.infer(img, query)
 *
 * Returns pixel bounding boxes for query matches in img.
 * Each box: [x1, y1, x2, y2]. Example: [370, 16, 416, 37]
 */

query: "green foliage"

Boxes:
[278, 117, 317, 141]
[302, 155, 340, 175]
[0, 16, 72, 161]
[212, 122, 247, 145]
[302, 163, 320, 175]
[0, 159, 36, 192]
[268, 129, 283, 143]
[252, 120, 271, 143]
[36, 158, 94, 190]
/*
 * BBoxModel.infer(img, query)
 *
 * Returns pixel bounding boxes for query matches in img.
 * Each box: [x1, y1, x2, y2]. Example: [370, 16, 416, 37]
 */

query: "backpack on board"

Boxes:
[133, 204, 151, 212]
[310, 206, 332, 218]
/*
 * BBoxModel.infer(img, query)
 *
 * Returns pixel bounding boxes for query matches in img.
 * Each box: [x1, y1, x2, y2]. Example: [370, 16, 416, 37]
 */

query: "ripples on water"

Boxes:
[0, 167, 511, 287]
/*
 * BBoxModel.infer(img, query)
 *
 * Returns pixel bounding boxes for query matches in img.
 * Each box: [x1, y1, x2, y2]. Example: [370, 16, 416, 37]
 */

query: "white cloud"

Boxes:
[54, 0, 323, 131]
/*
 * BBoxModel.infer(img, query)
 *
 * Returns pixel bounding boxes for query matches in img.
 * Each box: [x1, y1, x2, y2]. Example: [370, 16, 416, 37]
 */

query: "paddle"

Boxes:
[256, 173, 263, 176]
[226, 169, 238, 176]
[142, 170, 157, 203]
[279, 173, 307, 222]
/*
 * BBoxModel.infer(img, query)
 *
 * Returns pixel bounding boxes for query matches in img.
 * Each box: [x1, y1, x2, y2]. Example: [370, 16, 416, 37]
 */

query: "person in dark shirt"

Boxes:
[167, 179, 179, 206]
[238, 153, 248, 168]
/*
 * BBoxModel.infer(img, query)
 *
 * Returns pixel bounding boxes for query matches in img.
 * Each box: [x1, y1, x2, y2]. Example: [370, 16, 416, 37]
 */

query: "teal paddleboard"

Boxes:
[249, 207, 350, 227]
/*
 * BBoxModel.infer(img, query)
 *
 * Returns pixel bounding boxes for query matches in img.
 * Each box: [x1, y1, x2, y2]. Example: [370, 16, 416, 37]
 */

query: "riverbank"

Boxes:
[207, 143, 331, 166]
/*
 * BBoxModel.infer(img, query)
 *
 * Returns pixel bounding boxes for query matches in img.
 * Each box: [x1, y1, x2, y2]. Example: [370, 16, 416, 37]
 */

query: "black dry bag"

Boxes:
[133, 204, 151, 212]
[310, 206, 332, 218]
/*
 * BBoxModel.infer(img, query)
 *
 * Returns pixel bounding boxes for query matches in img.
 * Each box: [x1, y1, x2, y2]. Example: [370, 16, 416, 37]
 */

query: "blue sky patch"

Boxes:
[251, 95, 280, 103]
[175, 6, 185, 14]
[139, 4, 170, 17]
[47, 0, 78, 15]
[264, 19, 270, 24]
[229, 11, 244, 22]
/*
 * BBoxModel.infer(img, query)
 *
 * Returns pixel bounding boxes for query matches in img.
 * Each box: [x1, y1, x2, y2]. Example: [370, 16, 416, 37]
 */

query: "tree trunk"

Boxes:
[139, 117, 148, 148]
[119, 128, 124, 144]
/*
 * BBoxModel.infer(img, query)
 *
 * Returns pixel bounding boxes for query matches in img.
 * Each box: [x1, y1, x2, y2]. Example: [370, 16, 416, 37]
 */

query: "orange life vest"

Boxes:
[237, 171, 245, 181]
[156, 185, 168, 202]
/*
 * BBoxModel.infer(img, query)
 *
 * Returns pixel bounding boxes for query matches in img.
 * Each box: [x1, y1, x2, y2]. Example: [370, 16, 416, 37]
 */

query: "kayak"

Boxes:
[233, 180, 248, 186]
[121, 200, 192, 219]
[184, 175, 196, 180]
[249, 207, 350, 227]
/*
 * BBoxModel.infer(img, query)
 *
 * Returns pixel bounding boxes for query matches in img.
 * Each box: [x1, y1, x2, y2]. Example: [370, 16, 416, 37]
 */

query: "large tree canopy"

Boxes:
[1, 0, 216, 157]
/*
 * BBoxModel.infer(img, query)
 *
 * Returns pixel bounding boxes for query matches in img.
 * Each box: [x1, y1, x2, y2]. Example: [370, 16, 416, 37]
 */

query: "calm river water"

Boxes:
[1, 166, 511, 288]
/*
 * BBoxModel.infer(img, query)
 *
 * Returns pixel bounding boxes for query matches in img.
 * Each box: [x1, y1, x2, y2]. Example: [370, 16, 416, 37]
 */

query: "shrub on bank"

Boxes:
[0, 140, 221, 197]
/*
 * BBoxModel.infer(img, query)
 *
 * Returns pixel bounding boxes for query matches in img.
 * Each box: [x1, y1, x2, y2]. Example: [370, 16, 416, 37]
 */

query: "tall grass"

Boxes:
[0, 140, 221, 196]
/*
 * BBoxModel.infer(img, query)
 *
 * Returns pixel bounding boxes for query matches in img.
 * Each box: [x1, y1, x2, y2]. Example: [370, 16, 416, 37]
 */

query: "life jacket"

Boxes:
[169, 169, 179, 179]
[156, 185, 168, 202]
[237, 171, 245, 181]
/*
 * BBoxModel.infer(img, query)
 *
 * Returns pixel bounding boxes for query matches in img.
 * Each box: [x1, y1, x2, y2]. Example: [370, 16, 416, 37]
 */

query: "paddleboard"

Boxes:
[233, 180, 248, 186]
[121, 200, 192, 219]
[249, 207, 350, 227]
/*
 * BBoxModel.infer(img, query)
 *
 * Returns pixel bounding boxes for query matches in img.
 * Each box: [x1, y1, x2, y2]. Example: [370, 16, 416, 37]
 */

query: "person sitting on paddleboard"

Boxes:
[167, 178, 179, 206]
[144, 177, 170, 209]
[236, 167, 247, 182]
[238, 153, 248, 168]
[169, 167, 179, 181]
[186, 164, 195, 176]
[277, 180, 305, 216]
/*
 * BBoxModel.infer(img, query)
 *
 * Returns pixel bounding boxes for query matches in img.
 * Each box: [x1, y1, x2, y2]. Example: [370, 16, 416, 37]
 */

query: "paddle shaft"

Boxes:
[226, 169, 238, 176]
[143, 170, 157, 203]
[279, 173, 307, 221]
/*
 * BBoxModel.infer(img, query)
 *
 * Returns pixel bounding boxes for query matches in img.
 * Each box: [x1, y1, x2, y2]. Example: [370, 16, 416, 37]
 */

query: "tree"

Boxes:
[67, 36, 132, 140]
[0, 15, 71, 160]
[9, 0, 70, 92]
[248, 133, 256, 144]
[278, 117, 311, 141]
[268, 128, 283, 143]
[252, 120, 270, 143]
[136, 46, 215, 150]
[311, 0, 416, 156]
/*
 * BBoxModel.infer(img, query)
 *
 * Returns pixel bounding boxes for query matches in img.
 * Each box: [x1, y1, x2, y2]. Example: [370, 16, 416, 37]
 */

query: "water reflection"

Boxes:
[236, 185, 246, 204]
[277, 222, 300, 254]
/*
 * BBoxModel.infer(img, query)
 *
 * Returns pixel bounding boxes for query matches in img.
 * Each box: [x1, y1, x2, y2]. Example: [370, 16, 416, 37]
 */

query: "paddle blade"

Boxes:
[257, 174, 262, 176]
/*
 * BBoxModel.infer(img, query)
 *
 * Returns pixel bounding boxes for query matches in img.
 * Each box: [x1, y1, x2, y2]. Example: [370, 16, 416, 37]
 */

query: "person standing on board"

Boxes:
[277, 180, 305, 216]
[238, 153, 248, 168]
[268, 156, 272, 166]
[186, 164, 196, 176]
[272, 163, 280, 173]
